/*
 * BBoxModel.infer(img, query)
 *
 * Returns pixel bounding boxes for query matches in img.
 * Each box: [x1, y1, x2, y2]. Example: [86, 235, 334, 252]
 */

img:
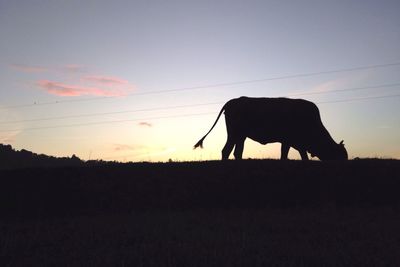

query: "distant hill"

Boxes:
[0, 144, 83, 169]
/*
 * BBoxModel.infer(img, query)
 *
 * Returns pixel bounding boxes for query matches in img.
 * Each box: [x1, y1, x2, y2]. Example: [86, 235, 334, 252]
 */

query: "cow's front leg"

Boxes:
[280, 143, 290, 160]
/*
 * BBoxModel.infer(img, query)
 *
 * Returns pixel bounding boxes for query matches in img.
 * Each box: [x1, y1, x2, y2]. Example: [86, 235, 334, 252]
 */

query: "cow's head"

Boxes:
[311, 140, 348, 160]
[331, 140, 348, 160]
[338, 140, 348, 160]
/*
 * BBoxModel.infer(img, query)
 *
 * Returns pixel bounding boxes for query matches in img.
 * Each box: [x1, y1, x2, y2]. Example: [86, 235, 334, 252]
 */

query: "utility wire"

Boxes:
[1, 82, 399, 125]
[286, 82, 400, 97]
[0, 112, 216, 133]
[0, 102, 223, 124]
[1, 93, 399, 133]
[2, 61, 400, 110]
[317, 94, 400, 104]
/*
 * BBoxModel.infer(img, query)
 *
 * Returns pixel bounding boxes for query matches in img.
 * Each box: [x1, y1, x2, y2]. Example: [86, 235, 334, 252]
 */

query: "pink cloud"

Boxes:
[138, 122, 152, 127]
[10, 64, 48, 73]
[83, 75, 129, 86]
[63, 64, 86, 73]
[37, 80, 127, 97]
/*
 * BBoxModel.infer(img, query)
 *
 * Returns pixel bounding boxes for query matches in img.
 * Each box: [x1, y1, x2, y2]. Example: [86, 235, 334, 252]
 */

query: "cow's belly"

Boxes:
[248, 135, 279, 145]
[246, 124, 307, 146]
[247, 132, 282, 145]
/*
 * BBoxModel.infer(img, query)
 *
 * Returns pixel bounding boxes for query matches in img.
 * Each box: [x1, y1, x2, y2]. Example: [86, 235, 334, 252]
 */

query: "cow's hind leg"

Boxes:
[280, 143, 290, 160]
[222, 137, 235, 160]
[233, 138, 245, 160]
[298, 149, 309, 161]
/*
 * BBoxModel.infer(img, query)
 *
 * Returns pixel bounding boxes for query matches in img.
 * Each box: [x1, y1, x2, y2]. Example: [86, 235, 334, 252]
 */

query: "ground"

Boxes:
[1, 159, 399, 266]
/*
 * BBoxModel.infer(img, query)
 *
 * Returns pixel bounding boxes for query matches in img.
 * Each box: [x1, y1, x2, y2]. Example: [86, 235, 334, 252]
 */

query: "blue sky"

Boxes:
[0, 0, 399, 161]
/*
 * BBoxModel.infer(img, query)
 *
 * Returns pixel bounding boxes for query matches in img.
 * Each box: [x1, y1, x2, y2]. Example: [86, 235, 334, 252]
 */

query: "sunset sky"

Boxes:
[0, 0, 399, 161]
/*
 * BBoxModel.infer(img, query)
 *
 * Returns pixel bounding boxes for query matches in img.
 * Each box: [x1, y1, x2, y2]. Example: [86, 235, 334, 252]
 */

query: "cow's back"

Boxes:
[224, 97, 323, 145]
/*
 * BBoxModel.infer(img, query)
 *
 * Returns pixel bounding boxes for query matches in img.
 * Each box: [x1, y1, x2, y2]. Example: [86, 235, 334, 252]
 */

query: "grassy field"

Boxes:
[1, 159, 400, 266]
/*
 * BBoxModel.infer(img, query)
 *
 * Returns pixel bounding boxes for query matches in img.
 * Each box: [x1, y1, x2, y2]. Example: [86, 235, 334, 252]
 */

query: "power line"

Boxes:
[0, 102, 223, 124]
[1, 82, 399, 125]
[2, 61, 400, 110]
[286, 82, 400, 97]
[0, 112, 216, 133]
[1, 93, 399, 133]
[317, 94, 400, 104]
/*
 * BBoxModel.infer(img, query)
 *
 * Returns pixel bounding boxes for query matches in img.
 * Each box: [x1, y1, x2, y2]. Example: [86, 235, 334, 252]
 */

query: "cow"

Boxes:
[194, 96, 348, 161]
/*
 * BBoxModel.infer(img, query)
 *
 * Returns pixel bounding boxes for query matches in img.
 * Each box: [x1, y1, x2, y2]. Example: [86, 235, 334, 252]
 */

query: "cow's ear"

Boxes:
[340, 140, 344, 145]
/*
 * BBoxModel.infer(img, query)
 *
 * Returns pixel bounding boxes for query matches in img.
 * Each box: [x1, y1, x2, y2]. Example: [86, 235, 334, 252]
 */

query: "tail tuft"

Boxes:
[193, 103, 226, 151]
[193, 137, 205, 149]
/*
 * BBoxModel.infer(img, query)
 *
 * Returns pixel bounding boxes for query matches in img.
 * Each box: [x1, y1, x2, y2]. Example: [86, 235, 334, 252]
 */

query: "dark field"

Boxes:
[1, 159, 400, 266]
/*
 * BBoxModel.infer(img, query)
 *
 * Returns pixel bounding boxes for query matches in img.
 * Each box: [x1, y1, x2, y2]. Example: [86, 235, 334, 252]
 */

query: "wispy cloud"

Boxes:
[112, 144, 139, 152]
[13, 63, 135, 97]
[288, 80, 340, 97]
[309, 80, 338, 93]
[138, 122, 152, 127]
[11, 63, 86, 74]
[37, 80, 127, 97]
[63, 64, 86, 73]
[10, 64, 48, 73]
[112, 144, 150, 152]
[377, 125, 393, 129]
[288, 72, 372, 98]
[83, 75, 129, 86]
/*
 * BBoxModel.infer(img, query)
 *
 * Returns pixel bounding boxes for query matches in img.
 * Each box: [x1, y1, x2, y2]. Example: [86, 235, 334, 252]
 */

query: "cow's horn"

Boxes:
[340, 140, 344, 145]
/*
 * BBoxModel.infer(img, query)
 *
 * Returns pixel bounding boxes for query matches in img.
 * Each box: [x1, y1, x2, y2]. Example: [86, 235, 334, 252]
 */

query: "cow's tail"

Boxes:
[193, 104, 226, 149]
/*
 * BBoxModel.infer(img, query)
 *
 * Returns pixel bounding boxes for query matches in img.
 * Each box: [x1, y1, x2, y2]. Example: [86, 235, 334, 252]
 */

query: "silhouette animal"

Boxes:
[194, 97, 348, 160]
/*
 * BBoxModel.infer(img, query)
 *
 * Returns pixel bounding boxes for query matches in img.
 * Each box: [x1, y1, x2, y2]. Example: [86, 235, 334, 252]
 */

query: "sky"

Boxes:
[0, 0, 399, 161]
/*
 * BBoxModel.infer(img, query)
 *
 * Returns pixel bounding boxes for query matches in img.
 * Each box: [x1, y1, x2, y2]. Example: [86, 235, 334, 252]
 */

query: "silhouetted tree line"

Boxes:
[0, 144, 84, 169]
